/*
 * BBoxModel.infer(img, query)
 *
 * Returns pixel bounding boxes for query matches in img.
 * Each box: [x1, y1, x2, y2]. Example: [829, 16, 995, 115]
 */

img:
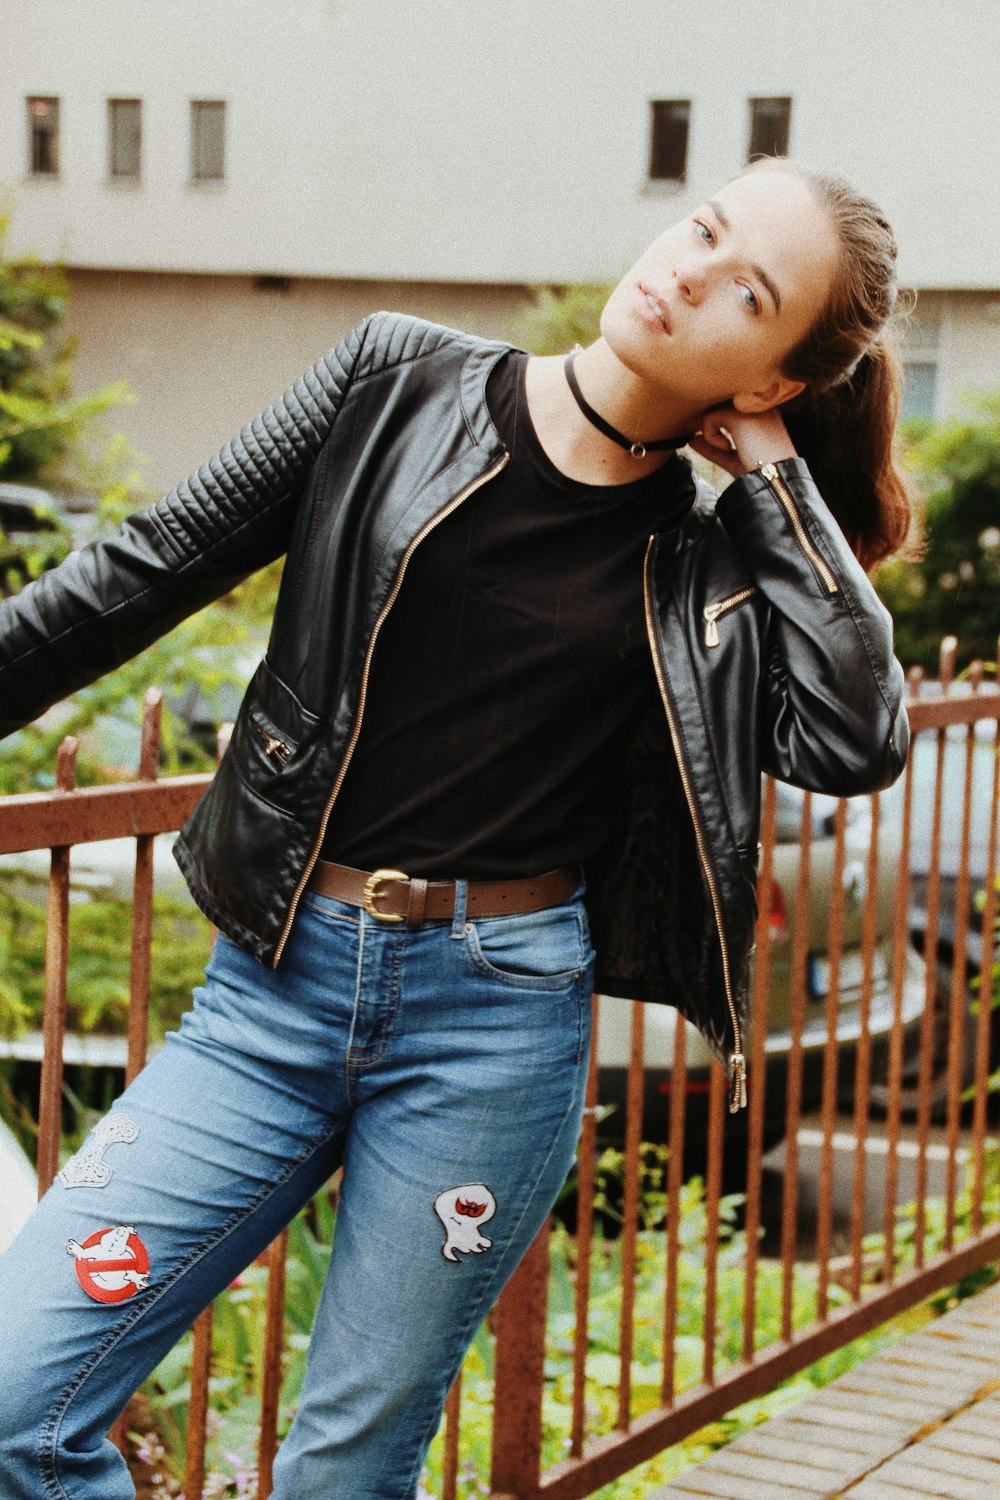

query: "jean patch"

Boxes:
[58, 1113, 139, 1190]
[67, 1225, 150, 1304]
[433, 1185, 496, 1262]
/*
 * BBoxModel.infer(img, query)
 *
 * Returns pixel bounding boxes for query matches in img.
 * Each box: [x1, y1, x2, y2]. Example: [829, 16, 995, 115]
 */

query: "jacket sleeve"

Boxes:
[0, 316, 374, 740]
[715, 455, 909, 795]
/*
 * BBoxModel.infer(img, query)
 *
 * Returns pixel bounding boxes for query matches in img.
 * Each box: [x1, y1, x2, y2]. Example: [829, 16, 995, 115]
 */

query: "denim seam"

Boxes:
[390, 1046, 590, 1499]
[344, 917, 366, 1105]
[347, 931, 403, 1072]
[37, 1122, 341, 1500]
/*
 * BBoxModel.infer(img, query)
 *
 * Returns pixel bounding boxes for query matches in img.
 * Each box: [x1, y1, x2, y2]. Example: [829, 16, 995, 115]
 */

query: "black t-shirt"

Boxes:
[320, 350, 694, 878]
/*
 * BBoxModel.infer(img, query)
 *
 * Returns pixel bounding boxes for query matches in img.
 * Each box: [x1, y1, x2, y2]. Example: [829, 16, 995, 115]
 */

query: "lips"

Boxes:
[637, 282, 672, 334]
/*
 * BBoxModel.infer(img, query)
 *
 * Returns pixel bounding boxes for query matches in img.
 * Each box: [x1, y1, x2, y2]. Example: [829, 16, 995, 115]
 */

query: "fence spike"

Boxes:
[55, 735, 78, 792]
[139, 687, 163, 780]
[939, 635, 958, 690]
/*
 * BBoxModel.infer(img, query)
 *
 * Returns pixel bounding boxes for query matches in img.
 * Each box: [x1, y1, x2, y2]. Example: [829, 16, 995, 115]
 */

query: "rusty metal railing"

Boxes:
[2, 643, 999, 1499]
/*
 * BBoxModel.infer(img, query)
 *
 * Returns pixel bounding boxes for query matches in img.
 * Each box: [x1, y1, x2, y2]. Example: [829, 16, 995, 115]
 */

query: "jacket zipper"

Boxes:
[758, 463, 839, 596]
[643, 537, 747, 1112]
[702, 587, 757, 648]
[272, 453, 511, 967]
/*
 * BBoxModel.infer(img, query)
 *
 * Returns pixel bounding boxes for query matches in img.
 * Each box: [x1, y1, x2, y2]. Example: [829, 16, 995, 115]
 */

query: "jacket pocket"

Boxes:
[229, 658, 327, 816]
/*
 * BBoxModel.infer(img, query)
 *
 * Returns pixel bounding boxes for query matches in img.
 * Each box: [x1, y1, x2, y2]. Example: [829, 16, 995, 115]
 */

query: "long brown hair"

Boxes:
[745, 158, 915, 573]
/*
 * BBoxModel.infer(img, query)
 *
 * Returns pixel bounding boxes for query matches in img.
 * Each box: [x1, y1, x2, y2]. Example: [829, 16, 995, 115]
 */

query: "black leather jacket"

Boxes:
[0, 313, 909, 1110]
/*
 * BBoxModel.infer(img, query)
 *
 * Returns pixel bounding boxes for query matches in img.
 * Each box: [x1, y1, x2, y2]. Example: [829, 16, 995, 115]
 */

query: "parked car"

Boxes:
[871, 706, 1000, 1112]
[0, 483, 73, 595]
[596, 780, 928, 1150]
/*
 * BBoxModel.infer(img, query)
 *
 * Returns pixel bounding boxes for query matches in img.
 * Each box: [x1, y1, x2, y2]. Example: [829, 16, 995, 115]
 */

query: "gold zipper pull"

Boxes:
[703, 604, 722, 648]
[728, 1052, 747, 1113]
[260, 730, 291, 765]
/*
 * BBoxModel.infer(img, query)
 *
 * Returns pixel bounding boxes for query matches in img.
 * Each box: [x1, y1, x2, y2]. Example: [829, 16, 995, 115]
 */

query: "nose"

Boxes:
[672, 262, 707, 304]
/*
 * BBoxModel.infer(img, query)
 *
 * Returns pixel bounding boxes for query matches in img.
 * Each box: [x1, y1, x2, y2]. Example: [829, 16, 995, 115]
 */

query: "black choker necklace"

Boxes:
[563, 351, 692, 458]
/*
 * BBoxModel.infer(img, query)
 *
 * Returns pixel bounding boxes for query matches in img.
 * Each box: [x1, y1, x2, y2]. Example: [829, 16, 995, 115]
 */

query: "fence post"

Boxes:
[490, 1218, 550, 1499]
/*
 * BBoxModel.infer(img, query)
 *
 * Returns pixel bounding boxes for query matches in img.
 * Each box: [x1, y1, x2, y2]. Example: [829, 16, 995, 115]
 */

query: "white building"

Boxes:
[3, 0, 998, 490]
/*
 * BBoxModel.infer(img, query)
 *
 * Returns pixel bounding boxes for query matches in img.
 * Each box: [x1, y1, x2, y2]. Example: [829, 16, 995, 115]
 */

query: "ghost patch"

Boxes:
[58, 1113, 139, 1190]
[67, 1225, 150, 1303]
[433, 1184, 497, 1262]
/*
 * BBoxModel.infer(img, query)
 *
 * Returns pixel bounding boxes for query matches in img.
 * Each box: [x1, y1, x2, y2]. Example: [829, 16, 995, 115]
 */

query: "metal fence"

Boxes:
[1, 641, 998, 1499]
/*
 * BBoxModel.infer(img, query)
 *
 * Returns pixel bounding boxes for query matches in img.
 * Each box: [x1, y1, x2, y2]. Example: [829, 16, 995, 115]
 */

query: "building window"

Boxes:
[648, 99, 690, 183]
[190, 100, 225, 182]
[108, 99, 142, 180]
[747, 96, 791, 161]
[899, 293, 943, 422]
[27, 97, 60, 176]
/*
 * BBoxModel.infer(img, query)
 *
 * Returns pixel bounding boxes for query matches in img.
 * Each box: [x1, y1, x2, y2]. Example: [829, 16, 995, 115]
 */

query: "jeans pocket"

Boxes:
[463, 901, 592, 991]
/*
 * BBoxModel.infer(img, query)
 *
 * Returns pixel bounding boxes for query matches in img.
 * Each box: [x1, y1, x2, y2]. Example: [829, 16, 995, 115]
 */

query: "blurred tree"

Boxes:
[880, 397, 1000, 674]
[0, 214, 128, 485]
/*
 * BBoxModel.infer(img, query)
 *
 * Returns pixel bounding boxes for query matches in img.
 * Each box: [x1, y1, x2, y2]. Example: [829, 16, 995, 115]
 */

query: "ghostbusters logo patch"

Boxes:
[434, 1184, 497, 1262]
[58, 1112, 139, 1190]
[67, 1225, 150, 1304]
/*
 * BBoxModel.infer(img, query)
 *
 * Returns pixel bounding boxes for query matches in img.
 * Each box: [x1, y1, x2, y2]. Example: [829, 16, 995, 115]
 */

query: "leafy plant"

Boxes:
[507, 281, 613, 355]
[880, 394, 1000, 672]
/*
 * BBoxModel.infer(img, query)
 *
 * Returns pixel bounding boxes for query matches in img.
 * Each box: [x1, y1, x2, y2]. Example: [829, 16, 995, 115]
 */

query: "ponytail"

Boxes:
[741, 159, 917, 574]
[781, 335, 914, 573]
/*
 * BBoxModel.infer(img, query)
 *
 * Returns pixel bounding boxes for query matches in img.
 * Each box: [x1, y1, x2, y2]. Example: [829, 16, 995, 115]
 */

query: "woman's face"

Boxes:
[600, 168, 840, 413]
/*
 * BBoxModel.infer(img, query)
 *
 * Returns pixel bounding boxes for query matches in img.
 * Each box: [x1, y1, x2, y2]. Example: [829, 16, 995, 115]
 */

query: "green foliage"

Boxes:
[507, 281, 614, 355]
[0, 599, 261, 793]
[0, 213, 129, 485]
[0, 875, 211, 1046]
[880, 396, 1000, 672]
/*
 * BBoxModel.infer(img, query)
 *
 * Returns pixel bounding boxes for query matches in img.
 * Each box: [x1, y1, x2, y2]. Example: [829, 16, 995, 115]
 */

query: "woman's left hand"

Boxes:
[687, 404, 798, 478]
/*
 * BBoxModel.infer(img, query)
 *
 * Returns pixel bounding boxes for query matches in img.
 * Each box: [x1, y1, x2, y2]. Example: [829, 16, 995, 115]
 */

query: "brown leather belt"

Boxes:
[306, 860, 578, 928]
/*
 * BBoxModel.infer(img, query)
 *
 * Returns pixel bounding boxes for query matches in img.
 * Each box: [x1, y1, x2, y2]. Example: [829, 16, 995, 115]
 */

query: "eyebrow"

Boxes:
[707, 199, 783, 314]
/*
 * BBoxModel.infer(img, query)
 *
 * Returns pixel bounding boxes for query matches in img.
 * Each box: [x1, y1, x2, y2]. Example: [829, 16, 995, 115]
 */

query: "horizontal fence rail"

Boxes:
[1, 646, 998, 1499]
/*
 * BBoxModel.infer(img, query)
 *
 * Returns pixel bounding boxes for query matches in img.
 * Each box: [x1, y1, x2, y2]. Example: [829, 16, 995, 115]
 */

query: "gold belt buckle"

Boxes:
[362, 868, 408, 922]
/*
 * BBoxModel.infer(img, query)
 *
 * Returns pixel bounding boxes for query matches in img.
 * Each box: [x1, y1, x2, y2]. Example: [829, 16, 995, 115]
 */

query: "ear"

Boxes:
[731, 373, 806, 413]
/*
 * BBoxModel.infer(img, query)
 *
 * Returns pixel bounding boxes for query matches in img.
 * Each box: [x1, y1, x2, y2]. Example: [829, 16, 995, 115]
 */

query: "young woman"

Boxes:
[0, 158, 910, 1499]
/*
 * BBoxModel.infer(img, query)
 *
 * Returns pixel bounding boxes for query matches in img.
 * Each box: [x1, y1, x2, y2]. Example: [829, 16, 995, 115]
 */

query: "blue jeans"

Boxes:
[0, 881, 594, 1500]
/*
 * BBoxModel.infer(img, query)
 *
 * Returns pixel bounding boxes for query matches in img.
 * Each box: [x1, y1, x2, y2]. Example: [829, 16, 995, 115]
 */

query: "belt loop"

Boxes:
[405, 877, 428, 930]
[450, 878, 468, 938]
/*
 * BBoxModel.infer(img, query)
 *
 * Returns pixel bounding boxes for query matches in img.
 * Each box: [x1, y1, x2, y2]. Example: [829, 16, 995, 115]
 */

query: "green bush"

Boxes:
[881, 396, 1000, 673]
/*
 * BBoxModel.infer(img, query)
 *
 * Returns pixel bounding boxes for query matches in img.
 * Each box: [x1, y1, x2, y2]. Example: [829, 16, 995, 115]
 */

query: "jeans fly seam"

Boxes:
[346, 950, 403, 1075]
[344, 915, 366, 1105]
[37, 1121, 340, 1500]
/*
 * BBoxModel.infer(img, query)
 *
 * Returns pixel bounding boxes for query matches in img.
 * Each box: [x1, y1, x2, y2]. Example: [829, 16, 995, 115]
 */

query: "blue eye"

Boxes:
[739, 284, 760, 314]
[693, 218, 714, 244]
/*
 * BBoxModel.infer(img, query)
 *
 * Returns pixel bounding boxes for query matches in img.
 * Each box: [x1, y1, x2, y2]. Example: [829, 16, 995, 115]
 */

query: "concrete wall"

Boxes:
[3, 0, 997, 288]
[65, 270, 532, 491]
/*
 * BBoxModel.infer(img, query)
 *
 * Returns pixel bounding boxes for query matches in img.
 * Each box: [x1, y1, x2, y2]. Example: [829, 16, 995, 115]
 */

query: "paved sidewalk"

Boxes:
[647, 1279, 1000, 1499]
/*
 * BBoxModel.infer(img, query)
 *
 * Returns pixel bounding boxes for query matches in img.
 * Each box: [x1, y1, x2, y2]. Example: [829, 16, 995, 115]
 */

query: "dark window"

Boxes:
[27, 97, 59, 176]
[108, 99, 142, 180]
[747, 96, 791, 161]
[190, 100, 225, 181]
[648, 99, 690, 183]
